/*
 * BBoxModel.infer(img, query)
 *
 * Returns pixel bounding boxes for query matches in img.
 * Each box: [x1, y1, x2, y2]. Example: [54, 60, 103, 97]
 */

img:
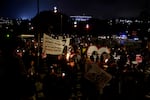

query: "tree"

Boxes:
[31, 10, 72, 36]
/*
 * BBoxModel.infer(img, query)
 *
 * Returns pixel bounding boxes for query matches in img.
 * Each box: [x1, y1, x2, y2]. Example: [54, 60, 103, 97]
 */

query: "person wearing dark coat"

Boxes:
[0, 34, 28, 100]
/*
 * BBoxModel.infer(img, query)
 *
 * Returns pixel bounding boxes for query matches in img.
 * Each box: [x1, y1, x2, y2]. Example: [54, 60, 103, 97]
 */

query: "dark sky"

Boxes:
[0, 0, 149, 19]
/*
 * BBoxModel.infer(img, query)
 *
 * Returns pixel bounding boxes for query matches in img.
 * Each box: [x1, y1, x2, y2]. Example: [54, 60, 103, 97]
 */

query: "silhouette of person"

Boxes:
[0, 34, 28, 100]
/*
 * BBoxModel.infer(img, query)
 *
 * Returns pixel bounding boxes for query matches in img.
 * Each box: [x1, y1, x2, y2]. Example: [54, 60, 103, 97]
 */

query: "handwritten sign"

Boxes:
[84, 62, 112, 88]
[43, 34, 65, 55]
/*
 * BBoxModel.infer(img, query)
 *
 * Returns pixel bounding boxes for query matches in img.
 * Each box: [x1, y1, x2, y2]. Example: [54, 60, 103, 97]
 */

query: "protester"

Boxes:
[82, 56, 102, 100]
[0, 34, 29, 100]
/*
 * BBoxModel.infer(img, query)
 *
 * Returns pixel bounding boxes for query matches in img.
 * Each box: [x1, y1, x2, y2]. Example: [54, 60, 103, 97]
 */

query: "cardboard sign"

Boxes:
[84, 62, 112, 88]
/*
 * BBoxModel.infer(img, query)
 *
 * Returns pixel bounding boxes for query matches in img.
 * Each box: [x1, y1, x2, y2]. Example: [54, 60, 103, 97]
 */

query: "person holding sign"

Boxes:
[83, 55, 112, 100]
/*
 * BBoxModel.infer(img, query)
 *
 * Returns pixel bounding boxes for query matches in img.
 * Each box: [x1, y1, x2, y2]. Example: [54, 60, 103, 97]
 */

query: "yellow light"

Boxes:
[6, 34, 10, 38]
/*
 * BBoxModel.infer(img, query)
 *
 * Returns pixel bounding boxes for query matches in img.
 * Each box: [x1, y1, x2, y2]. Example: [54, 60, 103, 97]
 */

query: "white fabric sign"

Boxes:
[87, 46, 110, 58]
[43, 34, 65, 55]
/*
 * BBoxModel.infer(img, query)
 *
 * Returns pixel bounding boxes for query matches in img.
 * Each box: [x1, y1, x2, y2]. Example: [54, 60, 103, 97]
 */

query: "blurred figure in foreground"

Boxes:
[0, 34, 28, 100]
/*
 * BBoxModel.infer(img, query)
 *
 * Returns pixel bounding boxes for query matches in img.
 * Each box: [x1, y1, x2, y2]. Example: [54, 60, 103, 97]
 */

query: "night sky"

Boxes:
[0, 0, 149, 19]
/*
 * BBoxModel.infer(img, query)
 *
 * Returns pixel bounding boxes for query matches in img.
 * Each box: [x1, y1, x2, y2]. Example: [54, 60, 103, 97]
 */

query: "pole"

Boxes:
[37, 0, 40, 70]
[36, 0, 40, 99]
[37, 0, 39, 15]
[60, 14, 62, 34]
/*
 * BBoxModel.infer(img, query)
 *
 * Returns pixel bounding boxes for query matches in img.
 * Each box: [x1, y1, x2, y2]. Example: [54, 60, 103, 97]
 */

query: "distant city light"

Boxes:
[133, 37, 139, 41]
[86, 24, 89, 29]
[120, 34, 127, 39]
[70, 16, 92, 21]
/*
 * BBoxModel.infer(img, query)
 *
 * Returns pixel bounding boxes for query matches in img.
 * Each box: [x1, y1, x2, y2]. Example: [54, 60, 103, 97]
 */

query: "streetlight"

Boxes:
[74, 21, 77, 28]
[53, 6, 57, 13]
[53, 6, 62, 34]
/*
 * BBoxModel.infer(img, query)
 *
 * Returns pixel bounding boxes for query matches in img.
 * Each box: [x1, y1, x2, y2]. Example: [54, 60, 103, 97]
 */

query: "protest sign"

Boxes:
[87, 46, 110, 58]
[43, 34, 65, 55]
[84, 63, 112, 88]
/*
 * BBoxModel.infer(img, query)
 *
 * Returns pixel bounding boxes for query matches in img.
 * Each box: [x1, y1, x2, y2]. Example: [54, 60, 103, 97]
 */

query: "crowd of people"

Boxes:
[0, 33, 150, 100]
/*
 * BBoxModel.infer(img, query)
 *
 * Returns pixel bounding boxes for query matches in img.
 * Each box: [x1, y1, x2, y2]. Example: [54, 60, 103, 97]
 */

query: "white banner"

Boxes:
[65, 38, 70, 47]
[87, 45, 110, 58]
[43, 34, 65, 55]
